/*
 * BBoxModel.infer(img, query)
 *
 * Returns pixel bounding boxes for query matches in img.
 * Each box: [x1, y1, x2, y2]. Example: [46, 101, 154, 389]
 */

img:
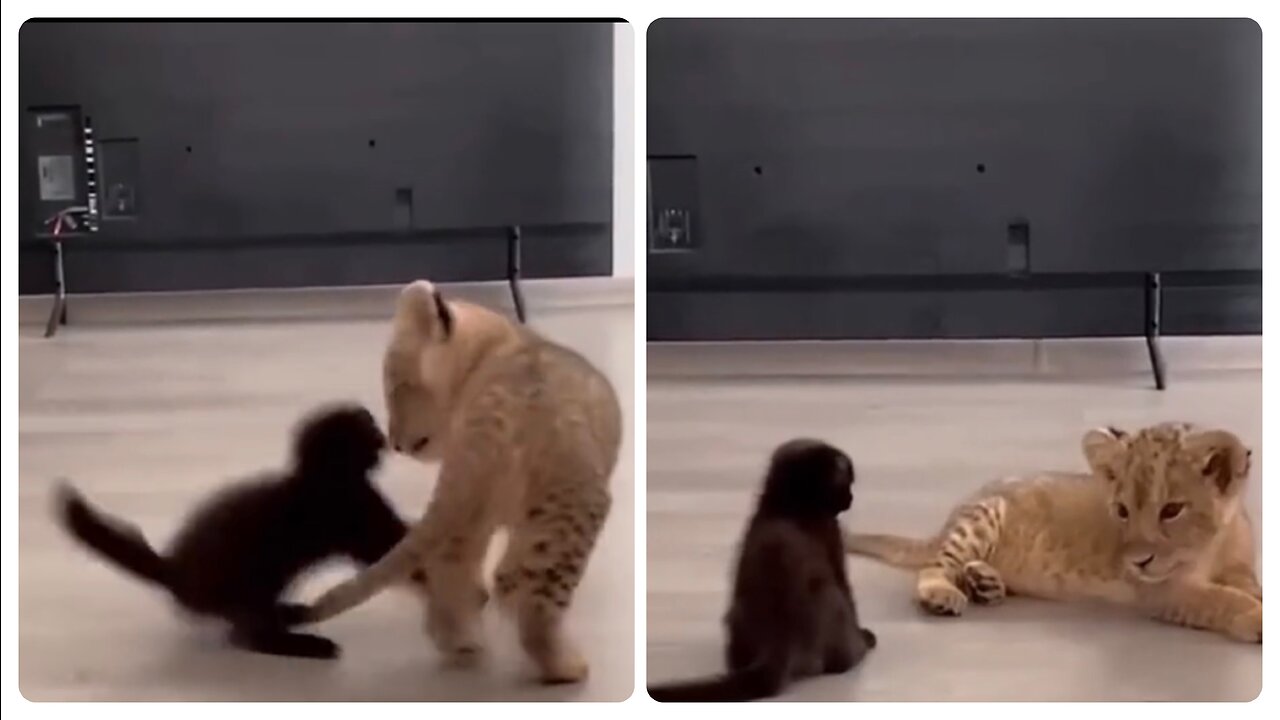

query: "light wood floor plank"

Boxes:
[19, 302, 634, 702]
[647, 344, 1261, 701]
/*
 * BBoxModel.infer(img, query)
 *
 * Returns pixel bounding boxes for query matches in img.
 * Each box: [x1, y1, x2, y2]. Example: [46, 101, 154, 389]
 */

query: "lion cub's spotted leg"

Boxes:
[423, 530, 493, 664]
[493, 484, 611, 684]
[917, 497, 1006, 616]
[1147, 582, 1262, 643]
[1215, 564, 1263, 602]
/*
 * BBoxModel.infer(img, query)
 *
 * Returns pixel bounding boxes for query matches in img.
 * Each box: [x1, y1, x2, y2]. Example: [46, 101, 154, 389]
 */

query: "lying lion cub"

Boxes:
[845, 422, 1261, 643]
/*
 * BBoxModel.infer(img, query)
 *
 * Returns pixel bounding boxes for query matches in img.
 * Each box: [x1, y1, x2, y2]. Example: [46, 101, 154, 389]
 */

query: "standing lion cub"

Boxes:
[296, 280, 622, 683]
[845, 422, 1261, 643]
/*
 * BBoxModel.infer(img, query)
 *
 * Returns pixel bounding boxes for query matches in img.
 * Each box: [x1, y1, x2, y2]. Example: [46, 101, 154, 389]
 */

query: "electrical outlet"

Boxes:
[652, 207, 693, 251]
[648, 155, 699, 253]
[394, 187, 414, 230]
[100, 138, 140, 219]
[1006, 219, 1031, 275]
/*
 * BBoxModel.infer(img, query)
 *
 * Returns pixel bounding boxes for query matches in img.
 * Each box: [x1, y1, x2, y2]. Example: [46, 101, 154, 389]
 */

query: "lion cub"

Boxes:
[845, 422, 1261, 643]
[296, 280, 622, 683]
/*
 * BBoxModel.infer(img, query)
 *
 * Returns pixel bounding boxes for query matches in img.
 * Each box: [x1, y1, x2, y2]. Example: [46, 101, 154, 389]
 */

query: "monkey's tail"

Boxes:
[647, 656, 787, 703]
[842, 529, 937, 569]
[53, 480, 171, 589]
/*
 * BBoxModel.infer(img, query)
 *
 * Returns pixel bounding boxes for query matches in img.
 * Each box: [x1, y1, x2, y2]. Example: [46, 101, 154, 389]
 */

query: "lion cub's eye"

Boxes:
[1159, 502, 1185, 521]
[1114, 503, 1130, 521]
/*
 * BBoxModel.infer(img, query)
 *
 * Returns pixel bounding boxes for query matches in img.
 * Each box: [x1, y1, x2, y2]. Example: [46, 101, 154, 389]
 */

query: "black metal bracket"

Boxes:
[1144, 271, 1166, 391]
[32, 220, 582, 337]
[39, 206, 93, 338]
[44, 239, 68, 338]
[649, 268, 1251, 391]
[507, 225, 527, 323]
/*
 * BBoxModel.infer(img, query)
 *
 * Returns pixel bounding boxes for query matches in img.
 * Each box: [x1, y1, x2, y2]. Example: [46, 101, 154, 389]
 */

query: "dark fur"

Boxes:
[648, 439, 876, 702]
[53, 403, 424, 660]
[433, 289, 454, 338]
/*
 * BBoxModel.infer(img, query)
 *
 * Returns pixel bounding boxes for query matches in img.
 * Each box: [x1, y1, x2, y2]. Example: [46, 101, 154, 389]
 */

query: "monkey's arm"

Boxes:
[820, 520, 857, 608]
[343, 489, 429, 588]
[343, 489, 411, 565]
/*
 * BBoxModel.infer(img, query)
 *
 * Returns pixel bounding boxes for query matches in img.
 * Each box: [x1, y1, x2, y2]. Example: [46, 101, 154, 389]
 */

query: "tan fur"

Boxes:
[844, 422, 1261, 642]
[304, 280, 623, 683]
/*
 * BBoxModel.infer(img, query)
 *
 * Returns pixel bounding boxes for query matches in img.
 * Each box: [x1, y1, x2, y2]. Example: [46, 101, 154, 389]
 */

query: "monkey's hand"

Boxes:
[860, 628, 878, 648]
[272, 602, 315, 627]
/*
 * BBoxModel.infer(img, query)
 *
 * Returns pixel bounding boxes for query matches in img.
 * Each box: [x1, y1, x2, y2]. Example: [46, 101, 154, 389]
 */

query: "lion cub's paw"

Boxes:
[917, 577, 968, 617]
[423, 611, 487, 662]
[1228, 605, 1262, 644]
[537, 646, 590, 685]
[442, 642, 487, 668]
[428, 620, 487, 666]
[961, 560, 1007, 606]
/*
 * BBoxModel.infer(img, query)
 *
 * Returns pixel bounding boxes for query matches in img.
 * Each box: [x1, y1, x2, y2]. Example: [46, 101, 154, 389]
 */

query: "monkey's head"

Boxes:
[758, 438, 855, 518]
[291, 403, 387, 479]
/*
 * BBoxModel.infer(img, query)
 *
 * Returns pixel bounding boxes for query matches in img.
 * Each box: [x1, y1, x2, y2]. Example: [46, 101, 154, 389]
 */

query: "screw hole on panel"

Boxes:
[185, 145, 193, 153]
[368, 139, 377, 148]
[976, 163, 986, 173]
[753, 165, 764, 176]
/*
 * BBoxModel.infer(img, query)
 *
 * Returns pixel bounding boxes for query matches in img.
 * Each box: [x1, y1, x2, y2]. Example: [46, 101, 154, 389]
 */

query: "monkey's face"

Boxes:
[762, 439, 856, 517]
[294, 404, 387, 476]
[828, 450, 855, 512]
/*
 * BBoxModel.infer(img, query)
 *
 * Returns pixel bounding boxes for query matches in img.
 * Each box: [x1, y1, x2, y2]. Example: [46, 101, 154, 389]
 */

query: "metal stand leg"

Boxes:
[44, 240, 67, 339]
[507, 225, 527, 324]
[1144, 272, 1166, 391]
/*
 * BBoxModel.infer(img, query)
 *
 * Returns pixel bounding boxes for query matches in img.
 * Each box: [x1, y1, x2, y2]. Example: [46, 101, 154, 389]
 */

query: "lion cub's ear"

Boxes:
[1185, 429, 1252, 495]
[1082, 426, 1127, 481]
[396, 280, 454, 341]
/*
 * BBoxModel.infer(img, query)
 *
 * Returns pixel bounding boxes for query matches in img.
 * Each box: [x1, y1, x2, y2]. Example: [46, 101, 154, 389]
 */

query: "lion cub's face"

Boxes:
[382, 280, 456, 463]
[1083, 423, 1251, 584]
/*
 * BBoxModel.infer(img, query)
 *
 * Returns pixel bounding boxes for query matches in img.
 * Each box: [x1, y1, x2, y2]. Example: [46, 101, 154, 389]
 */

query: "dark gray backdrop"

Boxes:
[647, 19, 1261, 340]
[19, 20, 616, 294]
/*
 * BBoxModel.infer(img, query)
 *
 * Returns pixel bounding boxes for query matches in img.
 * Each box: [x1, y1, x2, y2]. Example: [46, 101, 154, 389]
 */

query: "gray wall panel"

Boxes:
[647, 19, 1261, 340]
[647, 285, 1260, 341]
[20, 21, 616, 294]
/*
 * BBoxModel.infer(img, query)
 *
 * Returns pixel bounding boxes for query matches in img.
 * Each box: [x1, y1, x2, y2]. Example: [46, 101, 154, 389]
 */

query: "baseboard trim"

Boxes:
[648, 336, 1261, 380]
[18, 277, 633, 328]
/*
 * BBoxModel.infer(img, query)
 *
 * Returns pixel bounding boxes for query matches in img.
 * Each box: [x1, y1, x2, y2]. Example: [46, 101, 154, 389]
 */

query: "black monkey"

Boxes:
[53, 403, 425, 659]
[648, 438, 877, 701]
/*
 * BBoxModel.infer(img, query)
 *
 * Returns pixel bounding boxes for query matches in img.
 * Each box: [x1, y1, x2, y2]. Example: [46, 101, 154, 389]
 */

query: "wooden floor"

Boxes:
[647, 341, 1262, 702]
[18, 295, 634, 701]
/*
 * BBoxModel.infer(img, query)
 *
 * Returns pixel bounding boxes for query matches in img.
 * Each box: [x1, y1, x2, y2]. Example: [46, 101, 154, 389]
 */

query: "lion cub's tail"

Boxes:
[842, 528, 937, 569]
